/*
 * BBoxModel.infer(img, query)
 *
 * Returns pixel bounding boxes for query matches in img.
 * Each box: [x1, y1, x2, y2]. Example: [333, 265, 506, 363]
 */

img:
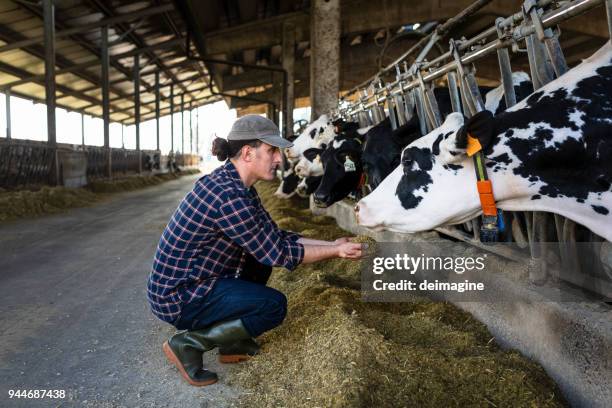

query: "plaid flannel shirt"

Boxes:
[147, 161, 304, 323]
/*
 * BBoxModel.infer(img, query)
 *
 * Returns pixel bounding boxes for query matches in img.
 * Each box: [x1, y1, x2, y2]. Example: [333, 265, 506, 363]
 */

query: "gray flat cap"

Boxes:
[227, 114, 293, 148]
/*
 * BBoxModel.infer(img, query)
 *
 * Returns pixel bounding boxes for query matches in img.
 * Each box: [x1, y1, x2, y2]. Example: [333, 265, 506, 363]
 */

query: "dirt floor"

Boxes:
[227, 181, 568, 408]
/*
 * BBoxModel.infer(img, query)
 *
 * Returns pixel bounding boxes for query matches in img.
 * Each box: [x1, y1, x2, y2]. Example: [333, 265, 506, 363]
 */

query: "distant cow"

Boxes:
[275, 169, 301, 199]
[286, 114, 329, 160]
[355, 43, 612, 242]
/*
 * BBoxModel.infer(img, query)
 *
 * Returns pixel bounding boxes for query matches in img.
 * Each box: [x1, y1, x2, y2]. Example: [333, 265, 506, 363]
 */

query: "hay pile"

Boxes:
[228, 180, 566, 407]
[0, 169, 200, 222]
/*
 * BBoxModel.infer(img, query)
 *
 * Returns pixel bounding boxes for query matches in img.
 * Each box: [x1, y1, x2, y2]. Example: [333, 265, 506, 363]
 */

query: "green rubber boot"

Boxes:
[163, 319, 252, 386]
[218, 338, 260, 363]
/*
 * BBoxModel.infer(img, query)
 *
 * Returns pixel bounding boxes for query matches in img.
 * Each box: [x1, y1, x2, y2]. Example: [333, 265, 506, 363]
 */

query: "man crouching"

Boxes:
[147, 115, 362, 386]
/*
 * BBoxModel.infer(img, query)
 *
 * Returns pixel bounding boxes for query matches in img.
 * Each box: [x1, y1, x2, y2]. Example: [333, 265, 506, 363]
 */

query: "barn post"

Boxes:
[101, 25, 112, 178]
[43, 0, 59, 185]
[155, 71, 160, 151]
[309, 0, 340, 120]
[282, 21, 296, 137]
[170, 84, 174, 153]
[5, 90, 11, 140]
[134, 54, 141, 174]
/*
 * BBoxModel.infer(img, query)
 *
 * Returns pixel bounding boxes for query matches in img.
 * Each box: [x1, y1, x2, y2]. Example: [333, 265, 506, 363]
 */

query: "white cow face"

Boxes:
[356, 113, 480, 232]
[295, 145, 326, 177]
[286, 114, 328, 159]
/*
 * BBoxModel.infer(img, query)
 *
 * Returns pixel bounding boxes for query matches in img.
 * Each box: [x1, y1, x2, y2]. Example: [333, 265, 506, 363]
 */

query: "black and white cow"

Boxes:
[286, 114, 329, 160]
[356, 42, 612, 242]
[313, 74, 532, 207]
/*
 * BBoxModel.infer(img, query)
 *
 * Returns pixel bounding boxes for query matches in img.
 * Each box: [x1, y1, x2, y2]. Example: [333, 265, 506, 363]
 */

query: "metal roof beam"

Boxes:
[13, 1, 158, 101]
[0, 4, 174, 54]
[85, 0, 192, 102]
[0, 60, 125, 112]
[0, 39, 183, 91]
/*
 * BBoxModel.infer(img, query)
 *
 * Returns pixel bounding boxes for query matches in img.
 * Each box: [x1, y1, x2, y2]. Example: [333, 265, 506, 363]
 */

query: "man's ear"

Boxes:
[241, 145, 255, 162]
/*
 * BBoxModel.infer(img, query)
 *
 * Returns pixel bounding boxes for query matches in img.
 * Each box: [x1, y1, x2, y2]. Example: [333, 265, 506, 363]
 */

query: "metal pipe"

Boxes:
[346, 0, 603, 115]
[190, 56, 289, 141]
[189, 101, 193, 154]
[495, 18, 517, 108]
[342, 0, 496, 99]
[446, 72, 462, 114]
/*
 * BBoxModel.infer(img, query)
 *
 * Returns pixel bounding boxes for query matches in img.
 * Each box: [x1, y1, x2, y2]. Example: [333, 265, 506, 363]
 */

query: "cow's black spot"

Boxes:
[531, 194, 541, 200]
[396, 169, 431, 209]
[592, 205, 609, 215]
[491, 64, 612, 204]
[309, 128, 317, 139]
[396, 147, 434, 209]
[281, 172, 299, 194]
[403, 147, 433, 171]
[443, 163, 463, 173]
[432, 134, 444, 155]
[319, 127, 324, 134]
[490, 153, 511, 165]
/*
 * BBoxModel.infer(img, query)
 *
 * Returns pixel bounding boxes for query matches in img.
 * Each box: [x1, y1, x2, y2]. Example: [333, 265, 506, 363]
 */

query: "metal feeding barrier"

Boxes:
[334, 0, 612, 298]
[0, 139, 55, 187]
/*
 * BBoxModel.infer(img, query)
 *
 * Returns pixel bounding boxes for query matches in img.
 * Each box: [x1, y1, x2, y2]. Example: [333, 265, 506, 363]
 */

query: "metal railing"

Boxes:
[0, 139, 55, 188]
[333, 0, 611, 298]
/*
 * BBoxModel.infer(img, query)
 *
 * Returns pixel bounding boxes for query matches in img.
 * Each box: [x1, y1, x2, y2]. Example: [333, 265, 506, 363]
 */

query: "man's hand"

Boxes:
[337, 242, 363, 259]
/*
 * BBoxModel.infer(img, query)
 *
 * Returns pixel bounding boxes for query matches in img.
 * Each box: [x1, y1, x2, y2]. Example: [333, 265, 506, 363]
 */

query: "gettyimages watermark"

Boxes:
[360, 241, 612, 303]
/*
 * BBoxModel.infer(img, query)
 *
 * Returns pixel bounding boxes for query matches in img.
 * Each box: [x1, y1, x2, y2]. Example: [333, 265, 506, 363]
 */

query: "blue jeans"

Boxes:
[173, 274, 287, 338]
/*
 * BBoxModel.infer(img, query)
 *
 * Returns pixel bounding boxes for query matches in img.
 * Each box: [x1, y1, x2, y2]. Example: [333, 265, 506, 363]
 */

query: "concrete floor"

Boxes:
[0, 174, 241, 408]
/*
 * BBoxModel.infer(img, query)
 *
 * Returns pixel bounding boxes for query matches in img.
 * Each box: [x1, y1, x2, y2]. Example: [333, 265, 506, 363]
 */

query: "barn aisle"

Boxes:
[0, 173, 241, 407]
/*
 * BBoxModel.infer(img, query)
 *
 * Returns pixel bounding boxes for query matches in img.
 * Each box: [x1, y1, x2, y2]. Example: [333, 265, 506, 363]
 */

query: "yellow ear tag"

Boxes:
[466, 134, 482, 157]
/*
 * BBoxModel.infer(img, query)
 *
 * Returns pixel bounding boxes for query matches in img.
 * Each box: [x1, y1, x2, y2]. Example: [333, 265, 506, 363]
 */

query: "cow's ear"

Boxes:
[303, 148, 322, 162]
[436, 129, 468, 164]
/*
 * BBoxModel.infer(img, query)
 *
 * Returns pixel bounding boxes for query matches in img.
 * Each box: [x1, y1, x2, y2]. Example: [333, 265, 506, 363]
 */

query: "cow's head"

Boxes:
[286, 114, 328, 159]
[313, 137, 364, 207]
[355, 113, 481, 231]
[362, 116, 421, 190]
[295, 145, 326, 177]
